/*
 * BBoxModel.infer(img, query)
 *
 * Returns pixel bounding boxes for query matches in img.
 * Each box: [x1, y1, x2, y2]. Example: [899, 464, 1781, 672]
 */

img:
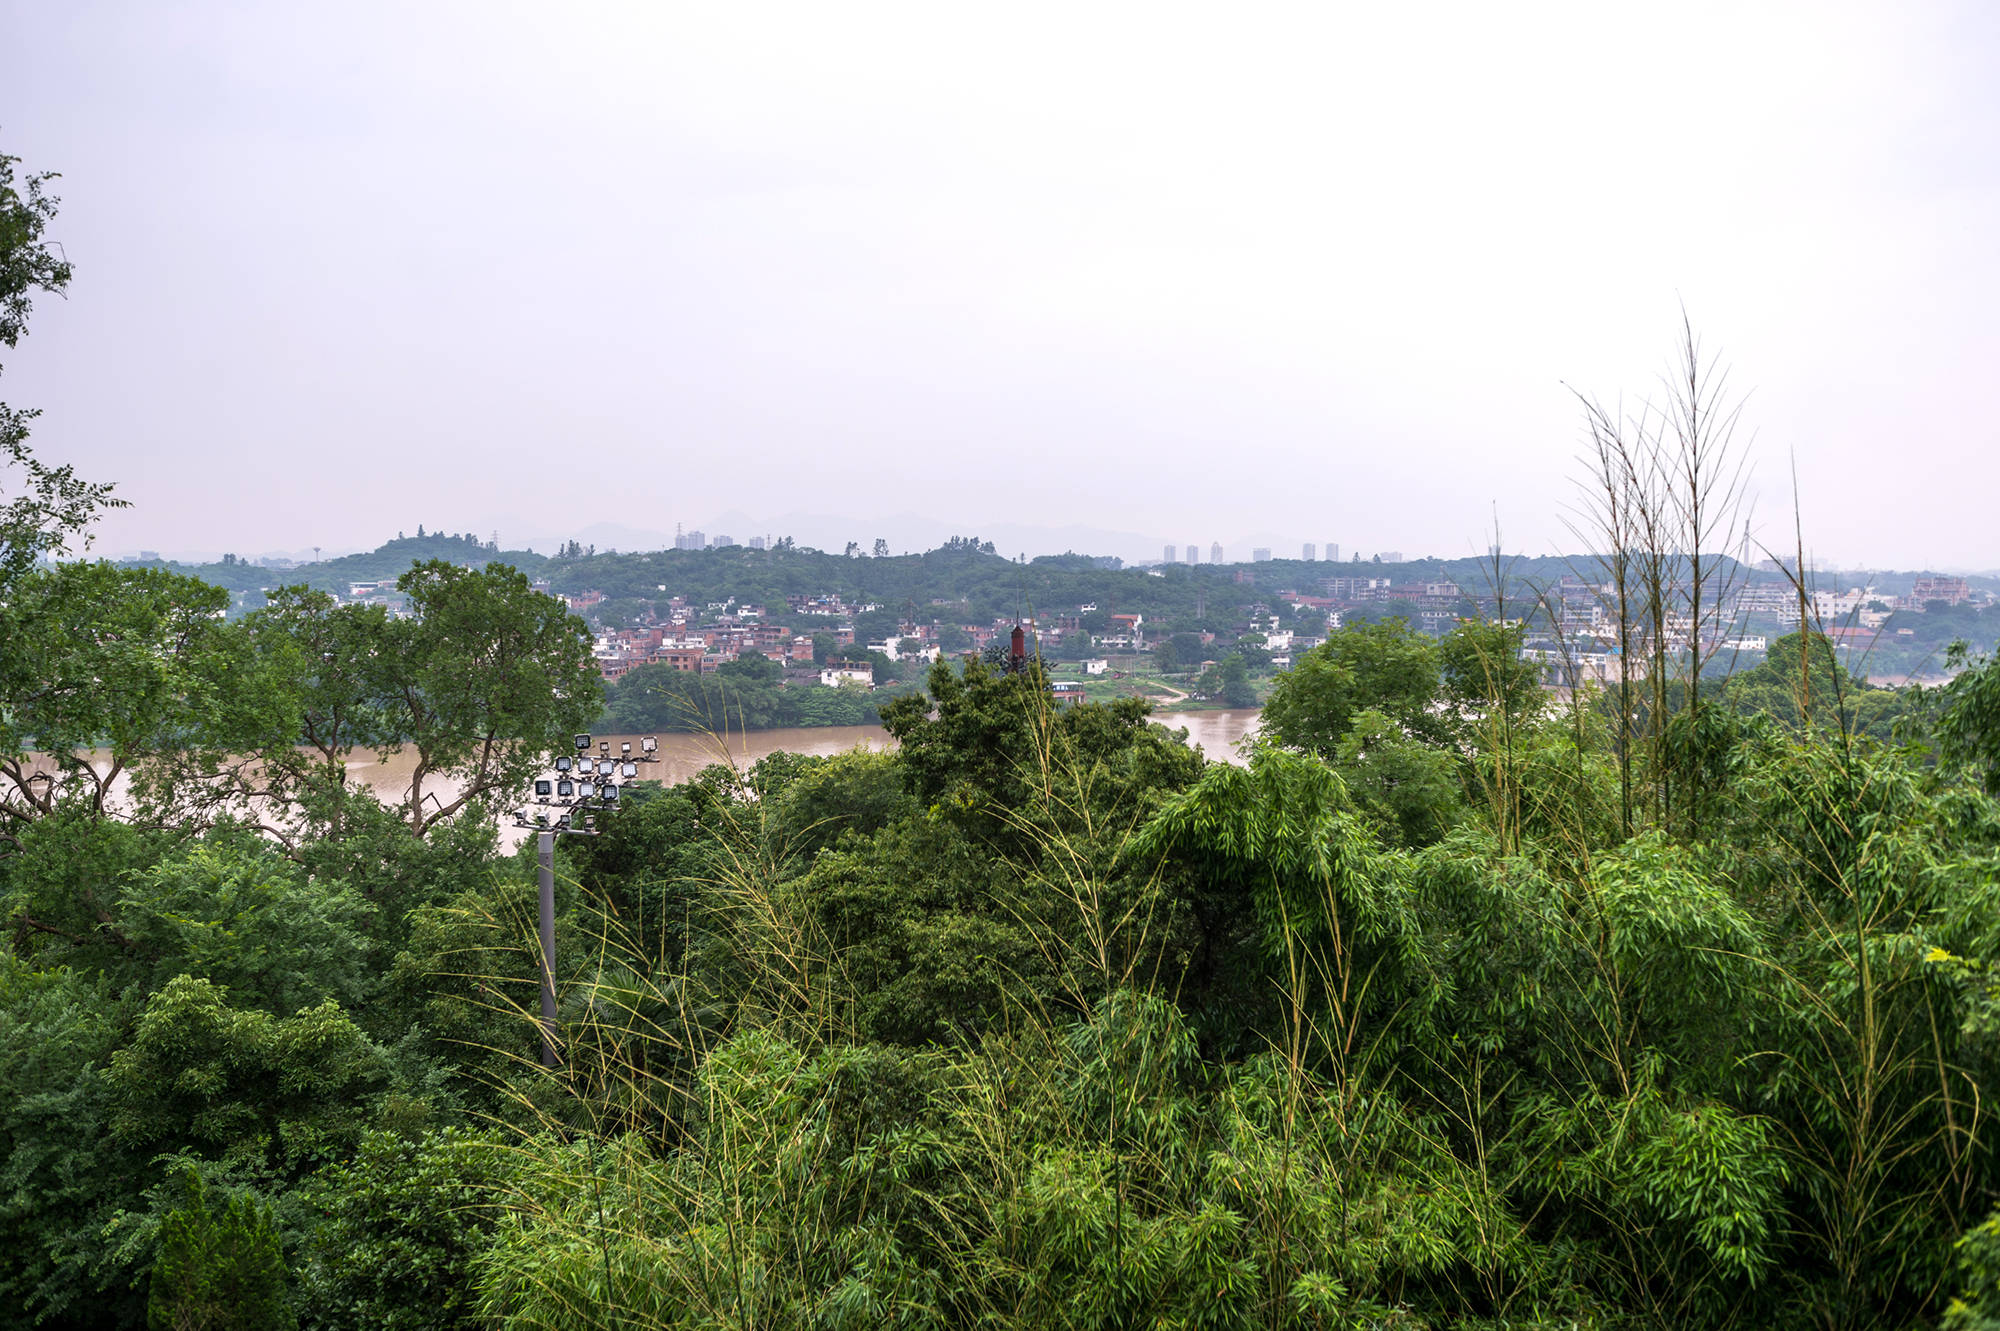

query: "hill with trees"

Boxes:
[119, 531, 549, 608]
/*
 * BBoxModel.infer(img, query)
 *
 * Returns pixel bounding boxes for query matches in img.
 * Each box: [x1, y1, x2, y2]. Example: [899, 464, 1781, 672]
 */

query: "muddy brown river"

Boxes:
[24, 709, 1261, 846]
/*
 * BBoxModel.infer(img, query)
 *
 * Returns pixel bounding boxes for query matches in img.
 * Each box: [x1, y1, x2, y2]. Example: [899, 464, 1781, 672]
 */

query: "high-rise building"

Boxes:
[1164, 544, 1177, 564]
[1378, 550, 1405, 564]
[749, 535, 767, 551]
[1302, 543, 1316, 561]
[678, 530, 706, 551]
[1210, 542, 1224, 564]
[1328, 543, 1340, 562]
[1185, 544, 1199, 565]
[711, 534, 735, 548]
[1252, 547, 1271, 562]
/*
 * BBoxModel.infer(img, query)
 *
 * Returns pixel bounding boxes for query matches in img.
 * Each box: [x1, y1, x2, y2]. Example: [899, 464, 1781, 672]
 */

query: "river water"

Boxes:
[344, 709, 1263, 801]
[28, 709, 1262, 846]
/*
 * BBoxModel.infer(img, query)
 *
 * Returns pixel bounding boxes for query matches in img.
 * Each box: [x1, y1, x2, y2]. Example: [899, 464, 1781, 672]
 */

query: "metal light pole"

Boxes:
[514, 732, 660, 1068]
[537, 830, 557, 1067]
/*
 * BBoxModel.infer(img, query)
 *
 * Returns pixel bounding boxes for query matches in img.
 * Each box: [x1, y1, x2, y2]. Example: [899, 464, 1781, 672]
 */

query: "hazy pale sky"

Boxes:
[5, 1, 1997, 567]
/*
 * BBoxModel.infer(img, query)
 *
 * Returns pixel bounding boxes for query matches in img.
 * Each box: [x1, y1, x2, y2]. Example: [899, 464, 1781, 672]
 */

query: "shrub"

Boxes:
[301, 1127, 511, 1331]
[147, 1168, 295, 1331]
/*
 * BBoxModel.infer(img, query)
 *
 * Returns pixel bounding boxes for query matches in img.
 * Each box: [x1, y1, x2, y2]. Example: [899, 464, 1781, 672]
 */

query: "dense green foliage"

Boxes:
[1720, 630, 1915, 741]
[0, 471, 603, 1323]
[299, 1128, 511, 1331]
[15, 141, 2000, 1330]
[1936, 641, 2000, 797]
[145, 1170, 297, 1331]
[14, 601, 2000, 1328]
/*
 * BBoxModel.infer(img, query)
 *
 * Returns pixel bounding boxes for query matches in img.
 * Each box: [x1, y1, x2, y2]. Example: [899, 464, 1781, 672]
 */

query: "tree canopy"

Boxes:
[1, 148, 123, 590]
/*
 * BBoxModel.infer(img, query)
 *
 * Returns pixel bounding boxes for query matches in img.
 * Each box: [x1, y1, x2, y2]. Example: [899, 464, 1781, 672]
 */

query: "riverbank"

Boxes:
[1065, 666, 1279, 712]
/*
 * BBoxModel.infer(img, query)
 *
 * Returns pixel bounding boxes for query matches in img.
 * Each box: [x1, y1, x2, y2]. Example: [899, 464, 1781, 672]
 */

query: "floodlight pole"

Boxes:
[538, 830, 558, 1068]
[517, 733, 660, 1071]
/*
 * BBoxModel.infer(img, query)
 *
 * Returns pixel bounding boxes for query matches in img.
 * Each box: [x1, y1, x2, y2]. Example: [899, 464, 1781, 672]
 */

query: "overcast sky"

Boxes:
[5, 1, 1997, 568]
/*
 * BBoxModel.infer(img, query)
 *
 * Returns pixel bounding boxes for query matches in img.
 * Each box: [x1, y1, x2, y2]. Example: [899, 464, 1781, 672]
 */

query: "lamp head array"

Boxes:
[517, 734, 654, 831]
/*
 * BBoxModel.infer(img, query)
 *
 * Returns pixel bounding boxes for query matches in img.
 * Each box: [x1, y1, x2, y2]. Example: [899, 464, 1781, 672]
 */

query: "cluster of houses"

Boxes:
[584, 593, 992, 690]
[577, 589, 1143, 698]
[561, 566, 1995, 701]
[1515, 573, 1995, 687]
[568, 572, 1364, 704]
[587, 596, 815, 683]
[334, 580, 410, 616]
[1277, 575, 1469, 637]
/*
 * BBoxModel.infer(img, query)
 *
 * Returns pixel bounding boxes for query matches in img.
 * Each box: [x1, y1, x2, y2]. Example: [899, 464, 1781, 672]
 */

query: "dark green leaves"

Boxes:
[1262, 618, 1446, 758]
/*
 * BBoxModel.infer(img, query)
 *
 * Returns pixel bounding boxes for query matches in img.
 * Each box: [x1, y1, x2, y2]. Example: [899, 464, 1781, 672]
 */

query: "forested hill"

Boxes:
[116, 532, 549, 602]
[122, 533, 1588, 622]
[115, 531, 2000, 643]
[552, 544, 1589, 600]
[526, 541, 1731, 627]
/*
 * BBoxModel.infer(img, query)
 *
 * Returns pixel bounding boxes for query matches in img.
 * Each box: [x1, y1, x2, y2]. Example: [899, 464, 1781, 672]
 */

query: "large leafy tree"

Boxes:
[1722, 629, 1910, 743]
[1, 807, 165, 966]
[1333, 708, 1466, 847]
[0, 149, 245, 859]
[229, 564, 602, 839]
[145, 1170, 297, 1331]
[1258, 619, 1488, 848]
[107, 974, 391, 1175]
[847, 659, 1208, 1034]
[0, 147, 121, 591]
[235, 588, 402, 826]
[0, 562, 288, 843]
[1437, 618, 1543, 735]
[1196, 651, 1257, 706]
[4, 820, 375, 1012]
[113, 835, 376, 1015]
[1261, 617, 1447, 757]
[378, 560, 603, 835]
[881, 656, 1202, 857]
[300, 1128, 509, 1331]
[0, 957, 140, 1324]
